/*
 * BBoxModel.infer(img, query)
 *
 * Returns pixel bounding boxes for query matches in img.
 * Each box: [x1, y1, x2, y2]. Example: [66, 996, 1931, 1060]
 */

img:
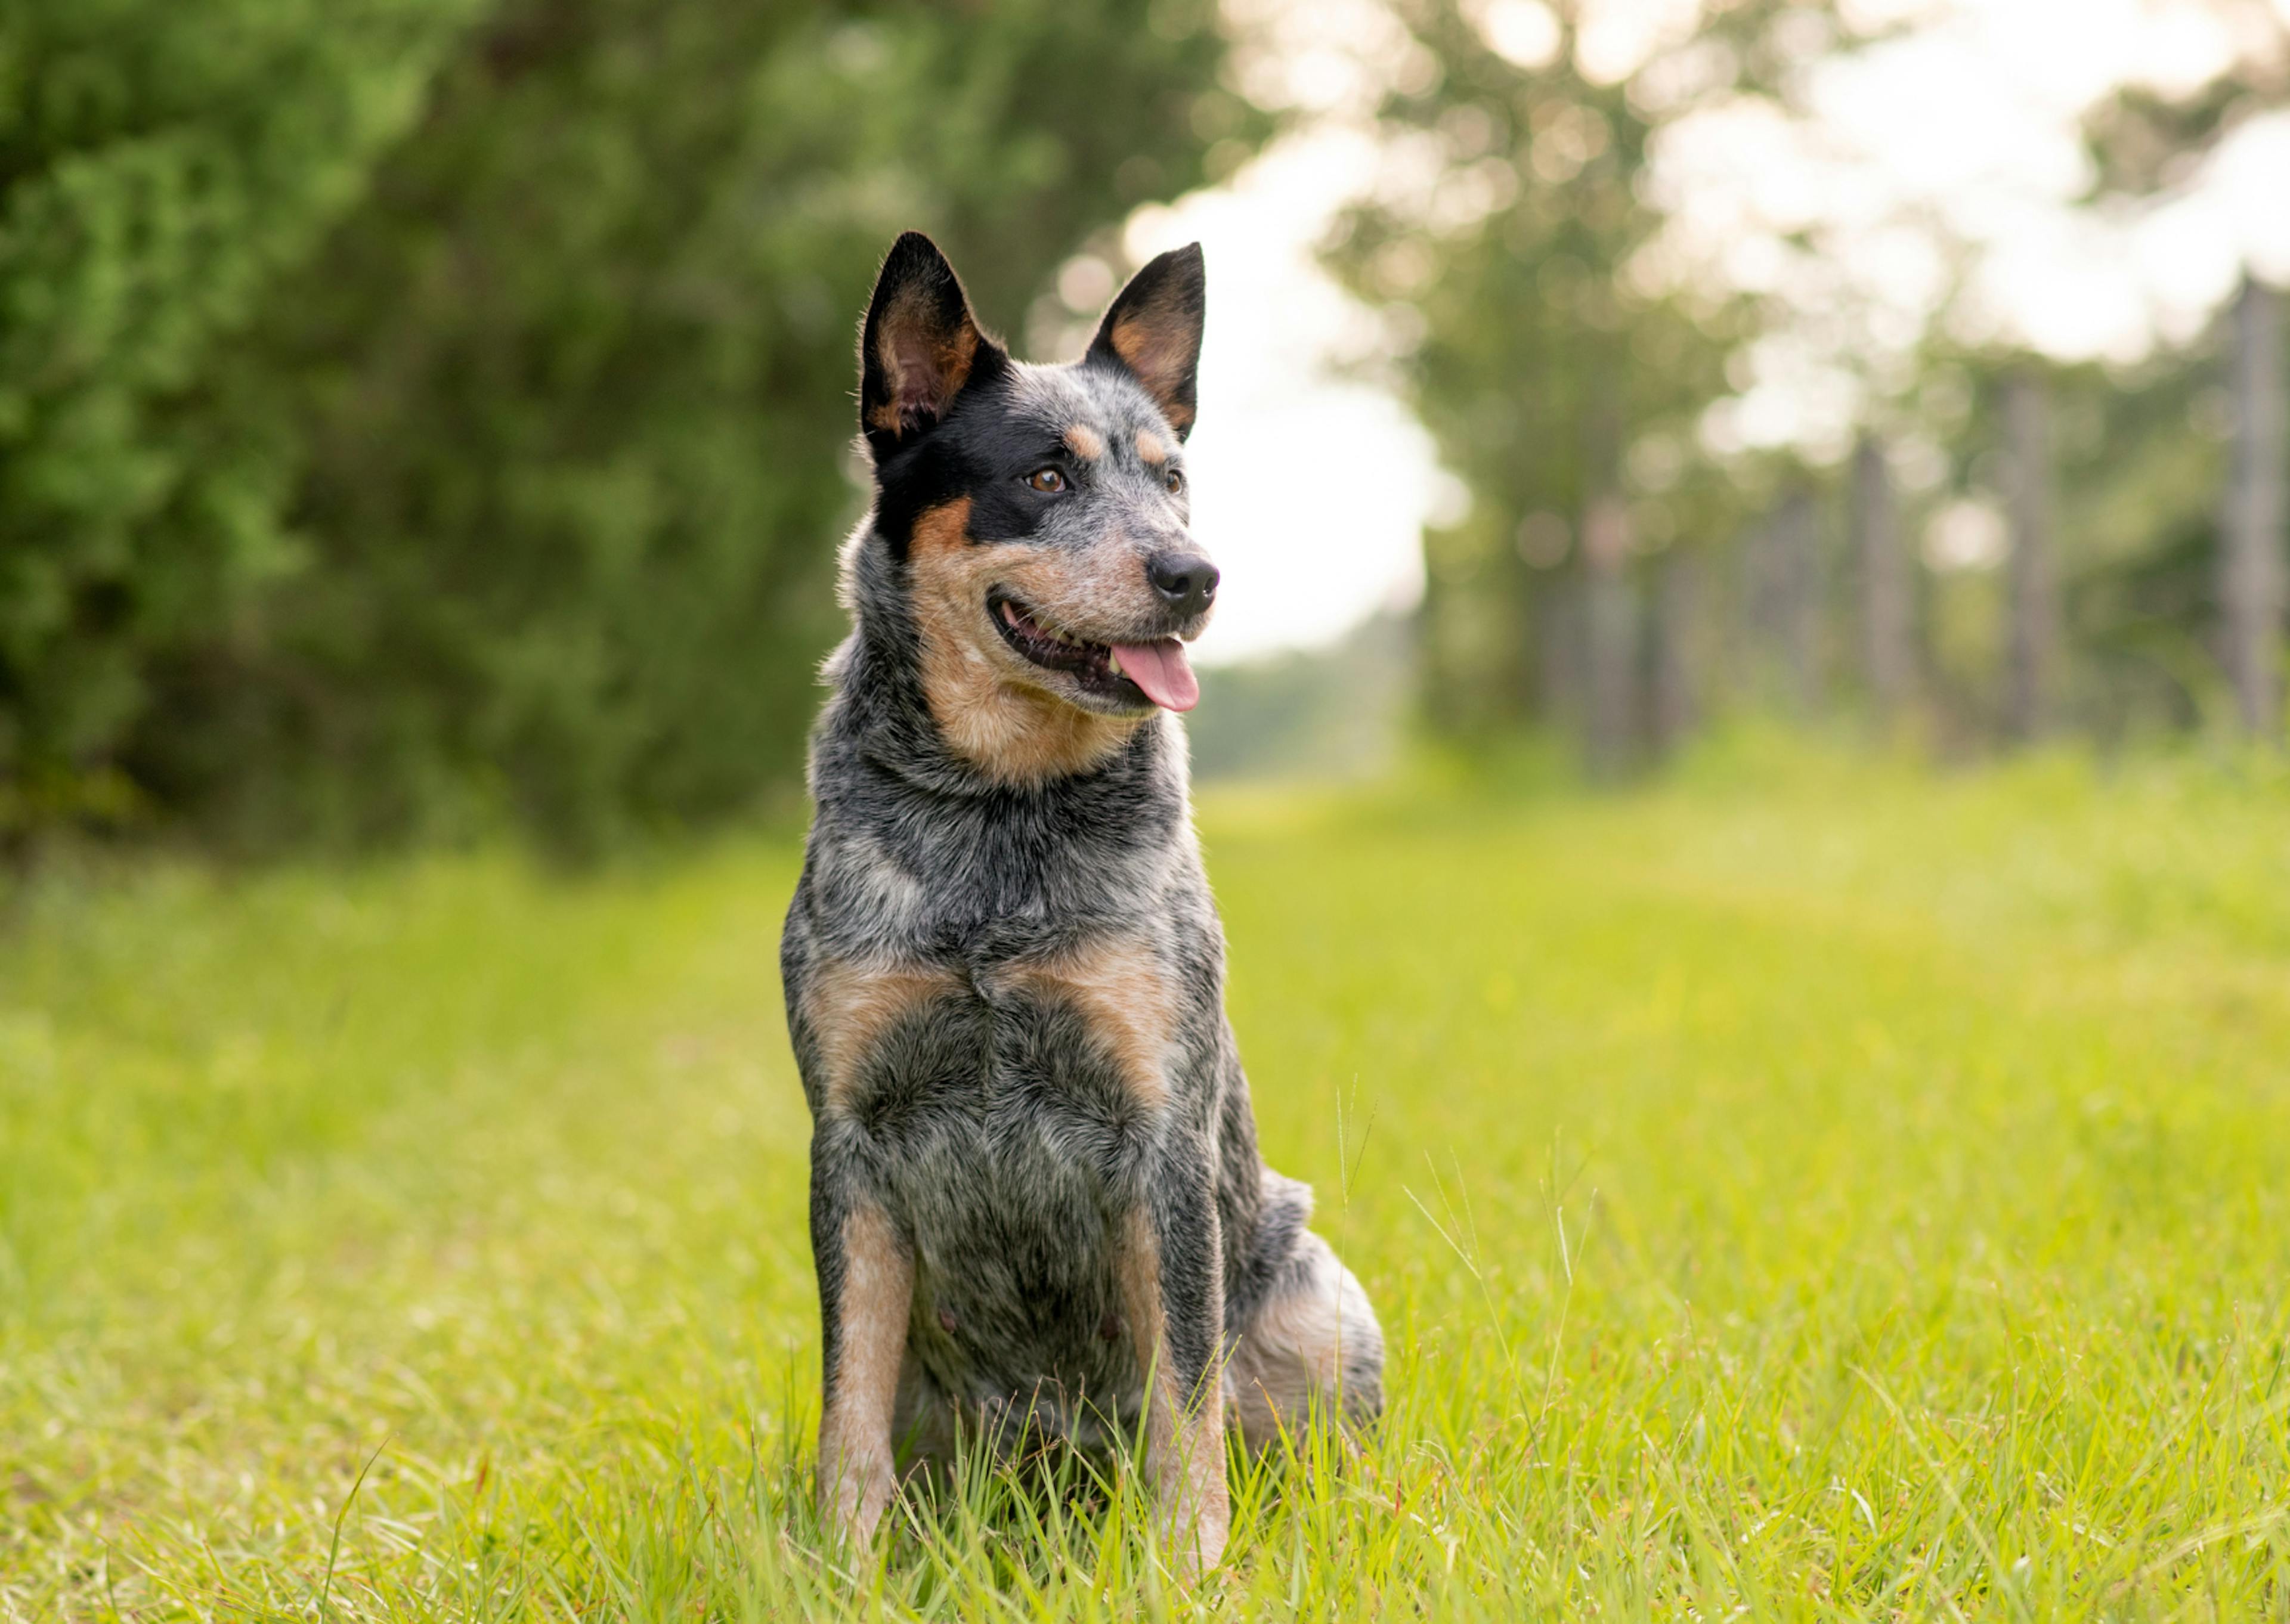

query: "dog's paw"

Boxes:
[818, 1450, 896, 1553]
[1157, 1501, 1229, 1583]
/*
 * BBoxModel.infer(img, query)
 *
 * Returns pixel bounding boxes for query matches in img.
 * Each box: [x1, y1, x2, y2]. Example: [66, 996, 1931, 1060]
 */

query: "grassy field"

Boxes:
[7, 746, 2290, 1620]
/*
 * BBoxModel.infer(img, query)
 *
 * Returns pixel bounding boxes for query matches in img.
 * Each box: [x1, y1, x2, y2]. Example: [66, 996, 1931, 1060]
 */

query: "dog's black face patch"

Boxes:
[872, 365, 1187, 568]
[858, 234, 1207, 578]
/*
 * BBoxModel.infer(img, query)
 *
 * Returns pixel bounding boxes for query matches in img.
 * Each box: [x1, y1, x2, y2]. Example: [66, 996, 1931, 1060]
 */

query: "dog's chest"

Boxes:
[799, 806, 1201, 1140]
[883, 1015, 1143, 1416]
[810, 934, 1179, 1160]
[793, 791, 1211, 1411]
[806, 943, 1176, 1417]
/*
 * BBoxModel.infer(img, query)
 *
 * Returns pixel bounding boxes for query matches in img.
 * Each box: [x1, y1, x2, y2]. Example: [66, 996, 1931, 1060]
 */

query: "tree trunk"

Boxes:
[1772, 489, 1822, 717]
[1852, 434, 1913, 723]
[2004, 369, 2060, 740]
[1536, 574, 1585, 732]
[1582, 493, 1636, 778]
[1651, 551, 1702, 755]
[2221, 274, 2285, 742]
[1731, 522, 1765, 711]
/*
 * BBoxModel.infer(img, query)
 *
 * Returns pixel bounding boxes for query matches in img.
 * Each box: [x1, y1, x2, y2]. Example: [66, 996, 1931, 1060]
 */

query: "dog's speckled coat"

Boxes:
[782, 233, 1381, 1573]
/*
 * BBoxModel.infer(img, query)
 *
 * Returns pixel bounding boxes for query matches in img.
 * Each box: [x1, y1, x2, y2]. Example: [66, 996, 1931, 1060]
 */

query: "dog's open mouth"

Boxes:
[988, 591, 1199, 712]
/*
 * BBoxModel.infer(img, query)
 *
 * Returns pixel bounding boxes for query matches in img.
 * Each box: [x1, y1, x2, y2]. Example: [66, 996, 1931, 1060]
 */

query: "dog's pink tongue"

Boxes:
[1113, 640, 1199, 712]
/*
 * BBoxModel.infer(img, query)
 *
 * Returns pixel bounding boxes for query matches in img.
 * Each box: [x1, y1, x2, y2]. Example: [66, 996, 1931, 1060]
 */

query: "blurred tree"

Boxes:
[1912, 342, 2231, 746]
[2002, 368, 2059, 740]
[2220, 277, 2285, 740]
[128, 0, 1243, 851]
[1648, 550, 1704, 750]
[1740, 485, 1824, 718]
[2057, 352, 2229, 743]
[1, 0, 1247, 853]
[1325, 0, 1806, 770]
[2082, 1, 2286, 195]
[0, 0, 485, 844]
[1850, 434, 1914, 727]
[2082, 6, 2289, 742]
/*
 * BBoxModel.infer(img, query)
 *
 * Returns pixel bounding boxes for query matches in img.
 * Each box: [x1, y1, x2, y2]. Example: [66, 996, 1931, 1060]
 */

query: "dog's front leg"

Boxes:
[813, 1138, 911, 1551]
[1119, 1160, 1230, 1578]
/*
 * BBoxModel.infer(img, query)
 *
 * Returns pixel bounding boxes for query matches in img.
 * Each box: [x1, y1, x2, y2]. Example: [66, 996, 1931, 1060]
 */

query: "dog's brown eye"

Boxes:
[1163, 467, 1184, 495]
[1026, 467, 1066, 494]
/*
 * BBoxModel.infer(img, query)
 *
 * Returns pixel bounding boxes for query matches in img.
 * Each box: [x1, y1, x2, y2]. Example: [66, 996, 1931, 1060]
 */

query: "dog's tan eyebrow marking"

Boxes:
[909, 495, 972, 554]
[1134, 429, 1169, 465]
[997, 936, 1178, 1111]
[1064, 424, 1106, 460]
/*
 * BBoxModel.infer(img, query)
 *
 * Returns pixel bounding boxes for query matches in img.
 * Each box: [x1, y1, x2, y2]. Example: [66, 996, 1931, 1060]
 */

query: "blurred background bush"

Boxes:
[2, 0, 2286, 857]
[0, 0, 1244, 853]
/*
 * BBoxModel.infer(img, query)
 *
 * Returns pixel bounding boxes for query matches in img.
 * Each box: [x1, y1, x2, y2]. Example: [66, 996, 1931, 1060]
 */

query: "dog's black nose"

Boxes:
[1146, 551, 1219, 615]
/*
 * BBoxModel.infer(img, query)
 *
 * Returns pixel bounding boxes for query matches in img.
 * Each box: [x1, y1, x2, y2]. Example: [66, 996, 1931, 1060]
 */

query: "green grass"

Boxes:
[8, 747, 2290, 1619]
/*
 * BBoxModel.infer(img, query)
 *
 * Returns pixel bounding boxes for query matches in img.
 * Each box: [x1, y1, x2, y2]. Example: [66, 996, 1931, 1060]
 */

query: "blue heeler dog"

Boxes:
[781, 231, 1382, 1573]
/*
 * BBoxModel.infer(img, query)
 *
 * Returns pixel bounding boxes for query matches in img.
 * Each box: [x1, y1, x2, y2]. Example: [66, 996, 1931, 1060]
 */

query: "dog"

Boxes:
[780, 231, 1383, 1574]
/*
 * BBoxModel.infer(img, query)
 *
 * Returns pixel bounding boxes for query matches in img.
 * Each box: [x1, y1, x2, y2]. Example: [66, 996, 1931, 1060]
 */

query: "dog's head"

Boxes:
[852, 232, 1214, 782]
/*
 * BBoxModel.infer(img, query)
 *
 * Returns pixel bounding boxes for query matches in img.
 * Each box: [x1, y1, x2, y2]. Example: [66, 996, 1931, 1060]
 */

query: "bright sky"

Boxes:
[1666, 0, 2290, 460]
[1132, 0, 2290, 665]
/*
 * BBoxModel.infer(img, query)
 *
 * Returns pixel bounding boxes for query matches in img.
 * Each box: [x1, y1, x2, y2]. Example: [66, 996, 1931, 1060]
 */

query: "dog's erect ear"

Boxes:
[859, 232, 1006, 457]
[1087, 244, 1206, 440]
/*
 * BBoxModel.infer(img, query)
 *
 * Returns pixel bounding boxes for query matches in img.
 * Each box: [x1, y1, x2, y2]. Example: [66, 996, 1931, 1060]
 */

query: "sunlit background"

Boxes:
[5, 0, 2289, 836]
[1175, 0, 2290, 673]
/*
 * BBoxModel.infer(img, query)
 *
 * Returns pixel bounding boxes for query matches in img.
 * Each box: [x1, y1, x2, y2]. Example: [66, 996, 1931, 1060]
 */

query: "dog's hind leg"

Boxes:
[1226, 1219, 1383, 1452]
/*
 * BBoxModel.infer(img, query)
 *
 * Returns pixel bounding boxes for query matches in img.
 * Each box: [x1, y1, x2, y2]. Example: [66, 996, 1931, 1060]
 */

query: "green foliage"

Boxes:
[2043, 353, 2231, 740]
[1325, 4, 1765, 738]
[2080, 7, 2286, 196]
[1904, 345, 2237, 743]
[1335, 3, 2279, 763]
[11, 758, 2290, 1614]
[0, 0, 486, 836]
[0, 0, 1244, 854]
